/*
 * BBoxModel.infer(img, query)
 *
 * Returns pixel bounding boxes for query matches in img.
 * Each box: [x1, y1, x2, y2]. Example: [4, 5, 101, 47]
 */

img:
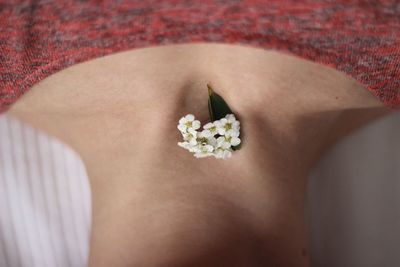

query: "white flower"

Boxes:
[214, 147, 233, 159]
[216, 130, 240, 149]
[198, 135, 218, 147]
[177, 113, 241, 160]
[216, 114, 240, 136]
[192, 136, 216, 157]
[178, 141, 198, 152]
[216, 136, 232, 149]
[223, 132, 241, 146]
[194, 144, 214, 158]
[178, 114, 201, 133]
[199, 122, 219, 138]
[182, 128, 198, 146]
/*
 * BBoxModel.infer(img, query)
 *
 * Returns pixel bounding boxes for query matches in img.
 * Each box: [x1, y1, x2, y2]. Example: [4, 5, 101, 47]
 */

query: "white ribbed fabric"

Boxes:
[0, 111, 399, 267]
[306, 112, 400, 267]
[0, 115, 91, 267]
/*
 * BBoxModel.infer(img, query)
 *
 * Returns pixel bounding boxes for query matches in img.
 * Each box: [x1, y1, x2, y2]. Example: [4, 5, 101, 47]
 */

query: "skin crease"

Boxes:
[7, 43, 393, 267]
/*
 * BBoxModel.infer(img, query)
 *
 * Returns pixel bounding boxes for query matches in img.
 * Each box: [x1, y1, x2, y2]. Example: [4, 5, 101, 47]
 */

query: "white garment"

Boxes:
[0, 115, 91, 267]
[306, 111, 400, 267]
[0, 112, 399, 267]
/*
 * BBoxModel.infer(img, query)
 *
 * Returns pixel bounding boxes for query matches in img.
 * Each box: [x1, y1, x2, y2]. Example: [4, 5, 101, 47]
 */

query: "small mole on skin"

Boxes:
[335, 96, 339, 100]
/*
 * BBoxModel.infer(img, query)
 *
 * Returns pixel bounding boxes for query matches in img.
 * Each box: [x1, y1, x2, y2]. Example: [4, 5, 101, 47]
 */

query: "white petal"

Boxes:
[178, 124, 187, 132]
[232, 121, 240, 128]
[214, 149, 223, 158]
[226, 129, 239, 137]
[188, 128, 198, 135]
[220, 118, 227, 124]
[222, 150, 232, 159]
[200, 129, 212, 138]
[225, 114, 235, 122]
[203, 122, 213, 129]
[189, 138, 197, 146]
[214, 147, 226, 158]
[207, 137, 218, 147]
[189, 145, 201, 153]
[217, 128, 226, 135]
[216, 136, 225, 146]
[230, 137, 241, 146]
[205, 145, 214, 152]
[210, 128, 218, 135]
[177, 141, 186, 148]
[183, 132, 192, 140]
[178, 141, 192, 151]
[213, 120, 222, 127]
[179, 117, 187, 124]
[185, 114, 195, 121]
[194, 151, 212, 158]
[192, 120, 201, 130]
[213, 154, 222, 159]
[222, 142, 231, 149]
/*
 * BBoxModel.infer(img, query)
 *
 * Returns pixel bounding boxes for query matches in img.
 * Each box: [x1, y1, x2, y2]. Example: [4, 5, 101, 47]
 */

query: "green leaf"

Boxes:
[207, 83, 241, 151]
[232, 142, 241, 151]
[207, 83, 233, 121]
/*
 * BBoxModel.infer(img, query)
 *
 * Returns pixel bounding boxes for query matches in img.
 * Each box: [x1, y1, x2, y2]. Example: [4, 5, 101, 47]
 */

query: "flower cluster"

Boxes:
[177, 114, 241, 159]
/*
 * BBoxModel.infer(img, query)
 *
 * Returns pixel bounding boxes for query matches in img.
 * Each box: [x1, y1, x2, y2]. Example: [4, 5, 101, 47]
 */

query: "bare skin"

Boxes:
[7, 43, 392, 266]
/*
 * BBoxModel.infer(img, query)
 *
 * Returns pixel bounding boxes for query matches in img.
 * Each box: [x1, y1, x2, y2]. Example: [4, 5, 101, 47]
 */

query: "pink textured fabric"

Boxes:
[0, 0, 399, 112]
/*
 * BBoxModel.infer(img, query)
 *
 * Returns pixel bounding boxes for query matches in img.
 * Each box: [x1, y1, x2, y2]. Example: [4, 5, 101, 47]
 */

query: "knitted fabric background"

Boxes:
[0, 0, 399, 113]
